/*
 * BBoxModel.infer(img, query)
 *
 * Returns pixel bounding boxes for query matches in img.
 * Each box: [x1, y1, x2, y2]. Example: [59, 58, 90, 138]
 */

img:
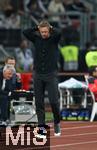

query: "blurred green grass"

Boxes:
[45, 112, 53, 122]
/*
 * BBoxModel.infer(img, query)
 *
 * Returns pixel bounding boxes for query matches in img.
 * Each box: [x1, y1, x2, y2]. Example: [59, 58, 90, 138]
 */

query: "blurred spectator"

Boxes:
[10, 0, 24, 14]
[88, 66, 97, 83]
[4, 56, 22, 89]
[77, 42, 91, 72]
[3, 5, 20, 29]
[5, 56, 16, 67]
[59, 24, 80, 71]
[65, 0, 90, 13]
[85, 45, 97, 69]
[92, 37, 97, 47]
[58, 15, 71, 29]
[60, 43, 79, 71]
[37, 0, 48, 15]
[86, 66, 97, 97]
[62, 0, 73, 9]
[27, 0, 45, 21]
[60, 24, 80, 46]
[27, 0, 49, 14]
[48, 0, 65, 23]
[15, 39, 34, 72]
[0, 0, 10, 11]
[0, 14, 5, 28]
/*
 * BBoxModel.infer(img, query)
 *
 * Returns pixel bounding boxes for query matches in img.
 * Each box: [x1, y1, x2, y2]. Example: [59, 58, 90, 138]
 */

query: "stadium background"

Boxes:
[1, 1, 97, 150]
[0, 0, 97, 122]
[0, 0, 97, 73]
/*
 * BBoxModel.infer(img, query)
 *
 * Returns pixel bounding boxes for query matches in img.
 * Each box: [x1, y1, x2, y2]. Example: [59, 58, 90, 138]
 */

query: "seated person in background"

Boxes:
[4, 56, 22, 90]
[5, 56, 16, 67]
[88, 66, 97, 83]
[86, 66, 97, 94]
[2, 57, 22, 123]
[0, 65, 15, 125]
[15, 39, 34, 72]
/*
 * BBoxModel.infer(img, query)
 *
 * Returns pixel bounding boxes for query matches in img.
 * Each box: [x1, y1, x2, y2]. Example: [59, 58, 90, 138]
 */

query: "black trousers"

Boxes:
[0, 95, 9, 121]
[33, 71, 61, 126]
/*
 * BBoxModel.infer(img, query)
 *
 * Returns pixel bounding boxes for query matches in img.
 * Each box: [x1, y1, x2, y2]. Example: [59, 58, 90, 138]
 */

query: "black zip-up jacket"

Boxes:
[23, 27, 61, 74]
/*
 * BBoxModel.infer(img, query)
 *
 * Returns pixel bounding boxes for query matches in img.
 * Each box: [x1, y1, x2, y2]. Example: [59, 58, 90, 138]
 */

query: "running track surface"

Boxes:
[1, 121, 97, 150]
[50, 121, 97, 150]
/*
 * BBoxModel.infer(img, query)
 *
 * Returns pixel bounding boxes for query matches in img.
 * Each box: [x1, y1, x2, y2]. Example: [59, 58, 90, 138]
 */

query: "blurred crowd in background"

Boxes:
[0, 0, 97, 73]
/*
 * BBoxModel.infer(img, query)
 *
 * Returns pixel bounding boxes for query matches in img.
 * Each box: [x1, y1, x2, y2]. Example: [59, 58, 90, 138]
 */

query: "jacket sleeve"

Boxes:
[23, 27, 38, 42]
[0, 89, 9, 95]
[52, 28, 61, 43]
[16, 81, 22, 90]
[11, 74, 22, 90]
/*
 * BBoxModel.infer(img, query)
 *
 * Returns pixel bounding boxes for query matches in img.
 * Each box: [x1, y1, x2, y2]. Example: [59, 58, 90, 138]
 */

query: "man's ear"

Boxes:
[50, 25, 53, 29]
[49, 25, 53, 32]
[37, 26, 40, 30]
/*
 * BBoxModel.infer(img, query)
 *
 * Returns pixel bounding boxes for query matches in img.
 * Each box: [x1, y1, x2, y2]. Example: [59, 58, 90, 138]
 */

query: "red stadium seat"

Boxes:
[21, 73, 32, 90]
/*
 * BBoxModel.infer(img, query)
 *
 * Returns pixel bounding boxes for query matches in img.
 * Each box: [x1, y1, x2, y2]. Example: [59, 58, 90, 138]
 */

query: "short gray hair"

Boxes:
[3, 64, 16, 73]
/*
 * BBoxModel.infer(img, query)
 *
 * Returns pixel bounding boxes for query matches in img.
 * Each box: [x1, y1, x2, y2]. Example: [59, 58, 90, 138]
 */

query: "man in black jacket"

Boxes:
[4, 57, 22, 122]
[0, 66, 15, 125]
[23, 20, 61, 136]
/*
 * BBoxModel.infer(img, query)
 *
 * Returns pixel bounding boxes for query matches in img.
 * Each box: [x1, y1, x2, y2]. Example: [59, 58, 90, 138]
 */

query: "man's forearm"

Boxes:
[23, 27, 38, 41]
